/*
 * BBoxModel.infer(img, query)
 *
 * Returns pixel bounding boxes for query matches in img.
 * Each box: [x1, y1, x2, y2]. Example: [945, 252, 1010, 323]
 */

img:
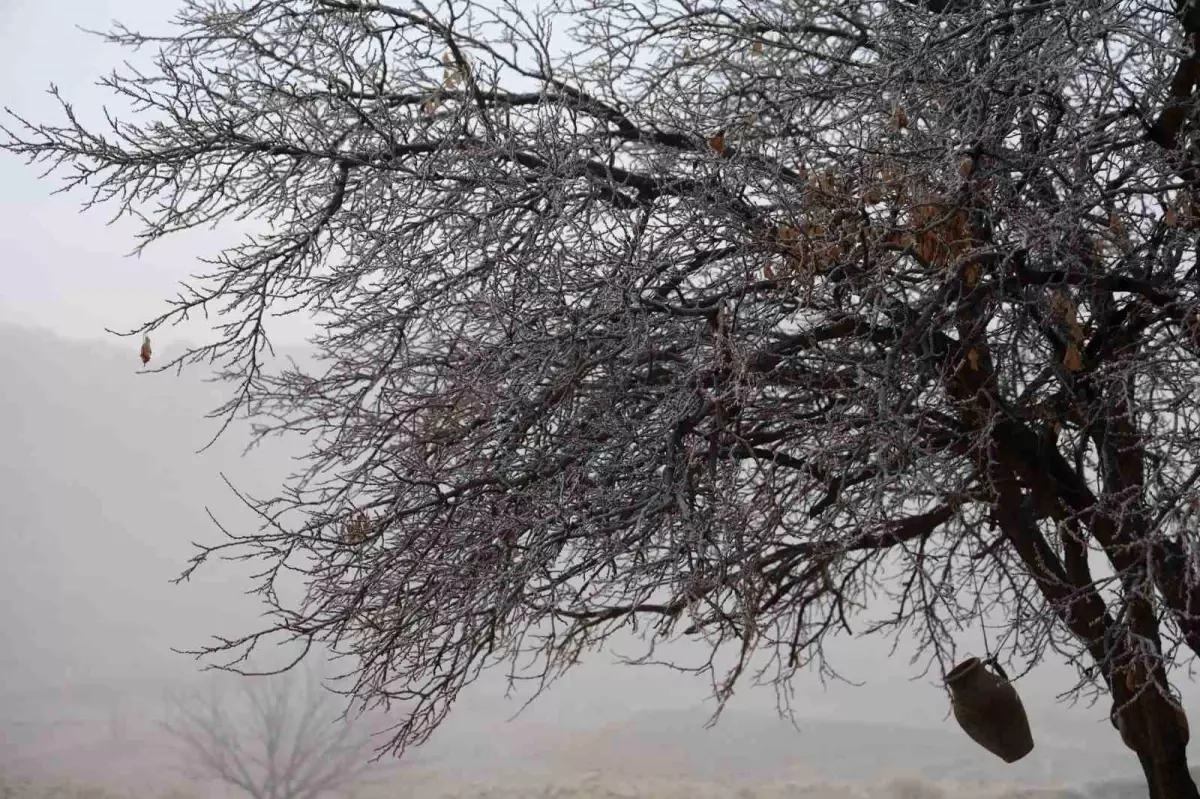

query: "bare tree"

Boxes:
[7, 0, 1200, 794]
[164, 669, 375, 799]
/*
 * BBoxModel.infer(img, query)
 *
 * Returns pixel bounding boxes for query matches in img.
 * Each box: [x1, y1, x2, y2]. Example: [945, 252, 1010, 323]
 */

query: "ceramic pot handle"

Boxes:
[985, 656, 1009, 681]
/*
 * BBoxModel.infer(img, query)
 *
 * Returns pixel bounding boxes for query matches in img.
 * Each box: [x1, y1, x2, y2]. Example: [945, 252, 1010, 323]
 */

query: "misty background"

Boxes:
[0, 0, 1190, 797]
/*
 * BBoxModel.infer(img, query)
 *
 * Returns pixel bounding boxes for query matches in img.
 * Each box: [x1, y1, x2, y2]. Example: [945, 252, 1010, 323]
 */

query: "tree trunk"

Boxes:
[1138, 750, 1199, 799]
[1120, 691, 1199, 799]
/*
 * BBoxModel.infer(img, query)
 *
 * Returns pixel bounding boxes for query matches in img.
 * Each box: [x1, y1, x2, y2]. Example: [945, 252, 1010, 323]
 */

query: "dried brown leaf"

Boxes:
[1049, 290, 1077, 326]
[1063, 342, 1083, 372]
[963, 262, 980, 288]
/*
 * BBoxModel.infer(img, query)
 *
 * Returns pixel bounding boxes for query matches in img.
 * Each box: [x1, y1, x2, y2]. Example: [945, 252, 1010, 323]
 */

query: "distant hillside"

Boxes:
[0, 324, 289, 693]
[0, 324, 303, 788]
[526, 707, 1140, 787]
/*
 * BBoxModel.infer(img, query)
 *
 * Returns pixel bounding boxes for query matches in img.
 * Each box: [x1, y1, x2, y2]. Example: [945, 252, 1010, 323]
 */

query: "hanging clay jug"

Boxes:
[946, 657, 1035, 763]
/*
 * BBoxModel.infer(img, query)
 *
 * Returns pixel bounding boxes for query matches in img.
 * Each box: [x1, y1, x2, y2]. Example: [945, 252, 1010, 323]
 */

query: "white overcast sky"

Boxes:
[0, 0, 315, 347]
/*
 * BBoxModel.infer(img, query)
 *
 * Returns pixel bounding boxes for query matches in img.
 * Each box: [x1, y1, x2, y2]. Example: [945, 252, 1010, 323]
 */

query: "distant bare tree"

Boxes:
[164, 669, 375, 799]
[9, 0, 1200, 796]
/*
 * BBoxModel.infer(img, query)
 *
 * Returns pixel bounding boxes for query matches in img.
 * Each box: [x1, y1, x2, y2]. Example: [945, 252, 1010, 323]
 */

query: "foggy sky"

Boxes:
[0, 0, 315, 348]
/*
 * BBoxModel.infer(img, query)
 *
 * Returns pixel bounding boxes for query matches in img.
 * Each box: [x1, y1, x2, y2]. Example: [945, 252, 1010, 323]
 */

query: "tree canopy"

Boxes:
[7, 0, 1200, 794]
